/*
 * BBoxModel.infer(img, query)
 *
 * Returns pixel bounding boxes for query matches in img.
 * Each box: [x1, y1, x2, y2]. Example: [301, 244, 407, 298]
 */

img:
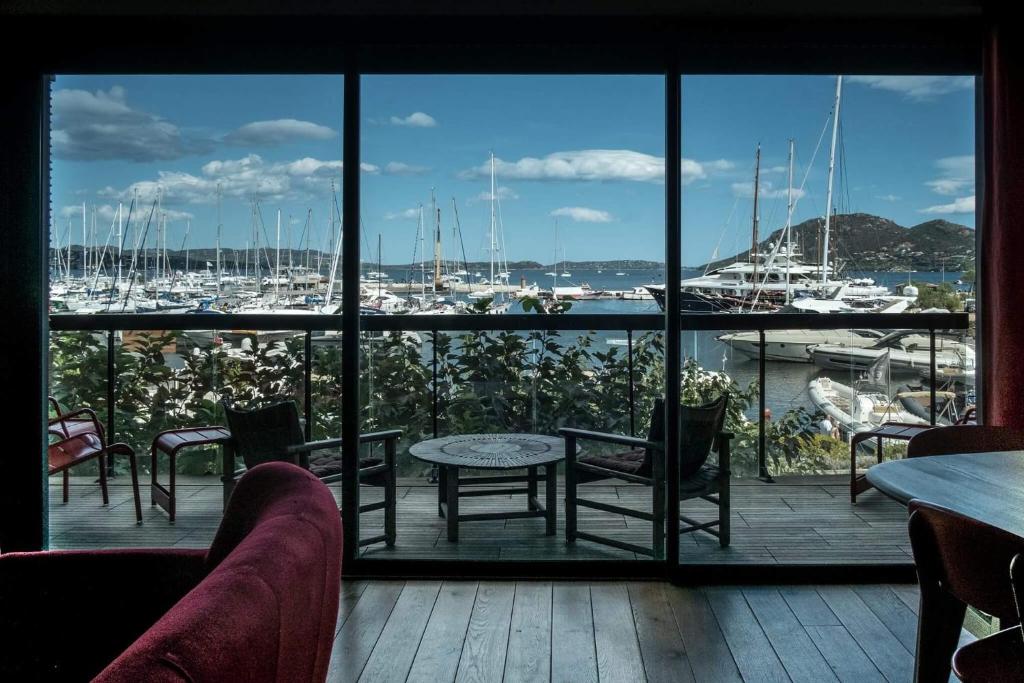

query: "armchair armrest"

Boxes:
[286, 438, 342, 456]
[360, 429, 402, 443]
[558, 427, 661, 451]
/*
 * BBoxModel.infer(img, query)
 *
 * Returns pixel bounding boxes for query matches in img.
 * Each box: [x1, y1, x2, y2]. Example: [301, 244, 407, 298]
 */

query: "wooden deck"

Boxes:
[48, 474, 913, 565]
[324, 580, 970, 682]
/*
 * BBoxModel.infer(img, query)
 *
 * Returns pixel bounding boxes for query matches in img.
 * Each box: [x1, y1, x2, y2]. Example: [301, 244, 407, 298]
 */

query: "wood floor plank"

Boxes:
[455, 582, 515, 683]
[406, 582, 478, 683]
[336, 580, 368, 633]
[806, 625, 886, 683]
[853, 586, 919, 653]
[779, 586, 841, 627]
[591, 583, 647, 683]
[705, 587, 791, 683]
[817, 586, 914, 683]
[743, 587, 838, 683]
[504, 582, 552, 683]
[328, 581, 405, 682]
[550, 584, 598, 683]
[359, 581, 443, 683]
[628, 582, 695, 683]
[664, 585, 743, 683]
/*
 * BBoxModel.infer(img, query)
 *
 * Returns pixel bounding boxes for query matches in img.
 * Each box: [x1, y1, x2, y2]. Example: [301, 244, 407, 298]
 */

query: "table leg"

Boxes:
[527, 466, 538, 511]
[438, 466, 447, 518]
[446, 465, 459, 542]
[221, 443, 235, 511]
[545, 463, 557, 535]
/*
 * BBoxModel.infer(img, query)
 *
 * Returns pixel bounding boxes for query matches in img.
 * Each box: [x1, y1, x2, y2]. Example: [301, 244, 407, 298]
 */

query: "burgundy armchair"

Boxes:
[0, 462, 343, 681]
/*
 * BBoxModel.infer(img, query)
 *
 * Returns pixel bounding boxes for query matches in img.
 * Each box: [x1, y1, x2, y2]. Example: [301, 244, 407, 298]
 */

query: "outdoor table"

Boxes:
[409, 433, 575, 542]
[850, 422, 933, 503]
[150, 427, 233, 523]
[866, 450, 1024, 679]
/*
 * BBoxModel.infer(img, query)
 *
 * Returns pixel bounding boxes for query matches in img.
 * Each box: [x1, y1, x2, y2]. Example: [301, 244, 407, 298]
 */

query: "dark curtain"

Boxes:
[982, 24, 1024, 426]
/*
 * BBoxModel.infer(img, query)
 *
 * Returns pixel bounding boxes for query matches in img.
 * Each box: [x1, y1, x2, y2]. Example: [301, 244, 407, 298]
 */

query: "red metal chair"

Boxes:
[48, 403, 142, 524]
[908, 500, 1024, 682]
[906, 425, 1024, 458]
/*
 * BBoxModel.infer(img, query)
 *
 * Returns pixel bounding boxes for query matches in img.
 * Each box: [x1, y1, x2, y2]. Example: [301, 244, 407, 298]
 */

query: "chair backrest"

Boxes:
[680, 394, 729, 478]
[907, 425, 1024, 458]
[221, 400, 305, 470]
[646, 395, 728, 479]
[908, 499, 1024, 622]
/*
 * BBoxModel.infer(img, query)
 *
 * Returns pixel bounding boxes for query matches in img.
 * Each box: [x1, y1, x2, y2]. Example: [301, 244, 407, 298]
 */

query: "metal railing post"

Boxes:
[432, 328, 439, 439]
[627, 328, 636, 437]
[758, 328, 772, 482]
[304, 330, 312, 441]
[930, 328, 937, 425]
[106, 328, 116, 475]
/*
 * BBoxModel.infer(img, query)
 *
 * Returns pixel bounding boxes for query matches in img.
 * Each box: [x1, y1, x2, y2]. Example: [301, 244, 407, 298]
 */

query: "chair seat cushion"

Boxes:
[679, 464, 722, 496]
[953, 625, 1024, 681]
[308, 455, 383, 478]
[578, 449, 648, 478]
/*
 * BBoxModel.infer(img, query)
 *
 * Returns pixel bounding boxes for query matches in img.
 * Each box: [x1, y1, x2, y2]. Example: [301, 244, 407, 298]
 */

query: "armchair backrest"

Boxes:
[907, 425, 1024, 458]
[646, 395, 729, 479]
[221, 400, 305, 470]
[680, 394, 729, 478]
[908, 499, 1024, 622]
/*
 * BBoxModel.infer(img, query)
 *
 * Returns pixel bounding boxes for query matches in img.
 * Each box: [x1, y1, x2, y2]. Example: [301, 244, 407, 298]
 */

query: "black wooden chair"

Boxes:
[221, 400, 400, 547]
[559, 396, 731, 558]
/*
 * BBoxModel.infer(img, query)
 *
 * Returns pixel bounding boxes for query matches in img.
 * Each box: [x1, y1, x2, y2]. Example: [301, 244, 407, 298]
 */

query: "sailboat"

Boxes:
[467, 152, 510, 313]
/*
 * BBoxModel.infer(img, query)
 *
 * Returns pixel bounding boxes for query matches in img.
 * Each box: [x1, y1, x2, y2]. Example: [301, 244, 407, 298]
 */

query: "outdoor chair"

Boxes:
[47, 400, 143, 524]
[906, 425, 1024, 458]
[560, 395, 731, 558]
[221, 399, 400, 547]
[908, 500, 1024, 682]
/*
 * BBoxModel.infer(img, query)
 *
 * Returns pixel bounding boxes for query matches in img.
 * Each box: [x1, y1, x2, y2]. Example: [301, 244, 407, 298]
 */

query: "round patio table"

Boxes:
[409, 433, 574, 542]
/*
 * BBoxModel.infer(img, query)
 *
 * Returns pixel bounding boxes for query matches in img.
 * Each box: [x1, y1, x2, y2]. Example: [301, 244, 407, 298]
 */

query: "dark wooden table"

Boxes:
[867, 450, 1024, 680]
[409, 433, 573, 542]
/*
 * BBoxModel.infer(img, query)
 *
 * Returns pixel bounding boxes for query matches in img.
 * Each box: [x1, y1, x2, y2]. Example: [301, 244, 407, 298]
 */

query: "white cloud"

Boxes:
[846, 75, 974, 101]
[550, 206, 613, 223]
[60, 203, 193, 223]
[224, 119, 337, 146]
[100, 154, 376, 205]
[470, 186, 519, 203]
[389, 112, 437, 127]
[919, 195, 975, 215]
[51, 86, 212, 162]
[876, 194, 901, 202]
[730, 180, 807, 200]
[384, 161, 430, 175]
[459, 150, 723, 185]
[384, 208, 420, 220]
[923, 155, 975, 196]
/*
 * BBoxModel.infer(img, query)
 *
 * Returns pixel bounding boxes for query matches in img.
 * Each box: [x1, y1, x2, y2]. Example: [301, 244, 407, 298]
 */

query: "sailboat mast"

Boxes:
[216, 183, 223, 296]
[786, 138, 794, 304]
[185, 218, 191, 273]
[81, 201, 87, 283]
[750, 144, 761, 301]
[489, 152, 496, 290]
[432, 188, 442, 292]
[275, 208, 282, 304]
[823, 75, 843, 287]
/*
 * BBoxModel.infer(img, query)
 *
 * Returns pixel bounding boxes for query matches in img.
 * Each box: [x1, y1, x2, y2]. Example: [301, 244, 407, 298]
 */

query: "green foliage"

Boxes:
[915, 281, 963, 312]
[50, 326, 825, 479]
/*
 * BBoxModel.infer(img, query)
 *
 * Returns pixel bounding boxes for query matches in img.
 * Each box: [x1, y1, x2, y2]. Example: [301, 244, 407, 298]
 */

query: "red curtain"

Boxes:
[982, 25, 1024, 426]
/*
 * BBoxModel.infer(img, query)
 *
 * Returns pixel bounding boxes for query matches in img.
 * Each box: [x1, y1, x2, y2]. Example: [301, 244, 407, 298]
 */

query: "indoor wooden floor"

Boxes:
[326, 580, 970, 682]
[49, 474, 913, 565]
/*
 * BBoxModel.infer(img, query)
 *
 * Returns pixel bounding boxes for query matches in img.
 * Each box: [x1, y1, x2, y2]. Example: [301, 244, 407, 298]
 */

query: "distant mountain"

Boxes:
[696, 213, 974, 272]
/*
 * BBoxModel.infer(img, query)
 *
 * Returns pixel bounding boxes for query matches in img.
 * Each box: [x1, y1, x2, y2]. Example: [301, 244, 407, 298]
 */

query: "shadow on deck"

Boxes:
[48, 474, 911, 565]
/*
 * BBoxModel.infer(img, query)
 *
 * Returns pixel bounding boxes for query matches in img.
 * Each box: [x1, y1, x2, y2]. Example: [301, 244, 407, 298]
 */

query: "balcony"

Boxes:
[48, 311, 970, 567]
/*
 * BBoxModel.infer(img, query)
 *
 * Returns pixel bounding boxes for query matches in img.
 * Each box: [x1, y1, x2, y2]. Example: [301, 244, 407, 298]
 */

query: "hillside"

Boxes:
[697, 213, 974, 272]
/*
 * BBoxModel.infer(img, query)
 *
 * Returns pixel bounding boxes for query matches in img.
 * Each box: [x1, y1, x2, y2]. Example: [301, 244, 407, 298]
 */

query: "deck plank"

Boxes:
[705, 587, 791, 682]
[550, 584, 598, 683]
[817, 586, 914, 683]
[455, 582, 515, 683]
[504, 582, 552, 683]
[743, 587, 838, 683]
[628, 582, 695, 683]
[406, 582, 478, 683]
[591, 583, 647, 683]
[328, 581, 405, 682]
[664, 585, 743, 682]
[359, 581, 442, 683]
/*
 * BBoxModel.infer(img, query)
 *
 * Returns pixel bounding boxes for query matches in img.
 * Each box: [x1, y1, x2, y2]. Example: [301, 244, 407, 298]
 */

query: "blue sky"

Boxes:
[51, 74, 975, 267]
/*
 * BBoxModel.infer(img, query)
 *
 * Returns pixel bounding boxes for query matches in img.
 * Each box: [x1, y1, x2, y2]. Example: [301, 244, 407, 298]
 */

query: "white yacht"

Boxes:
[810, 330, 974, 374]
[719, 328, 886, 363]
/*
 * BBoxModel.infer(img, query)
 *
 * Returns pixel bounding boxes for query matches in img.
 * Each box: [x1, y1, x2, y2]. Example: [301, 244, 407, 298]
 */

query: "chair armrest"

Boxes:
[558, 427, 661, 451]
[286, 438, 343, 455]
[360, 429, 402, 443]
